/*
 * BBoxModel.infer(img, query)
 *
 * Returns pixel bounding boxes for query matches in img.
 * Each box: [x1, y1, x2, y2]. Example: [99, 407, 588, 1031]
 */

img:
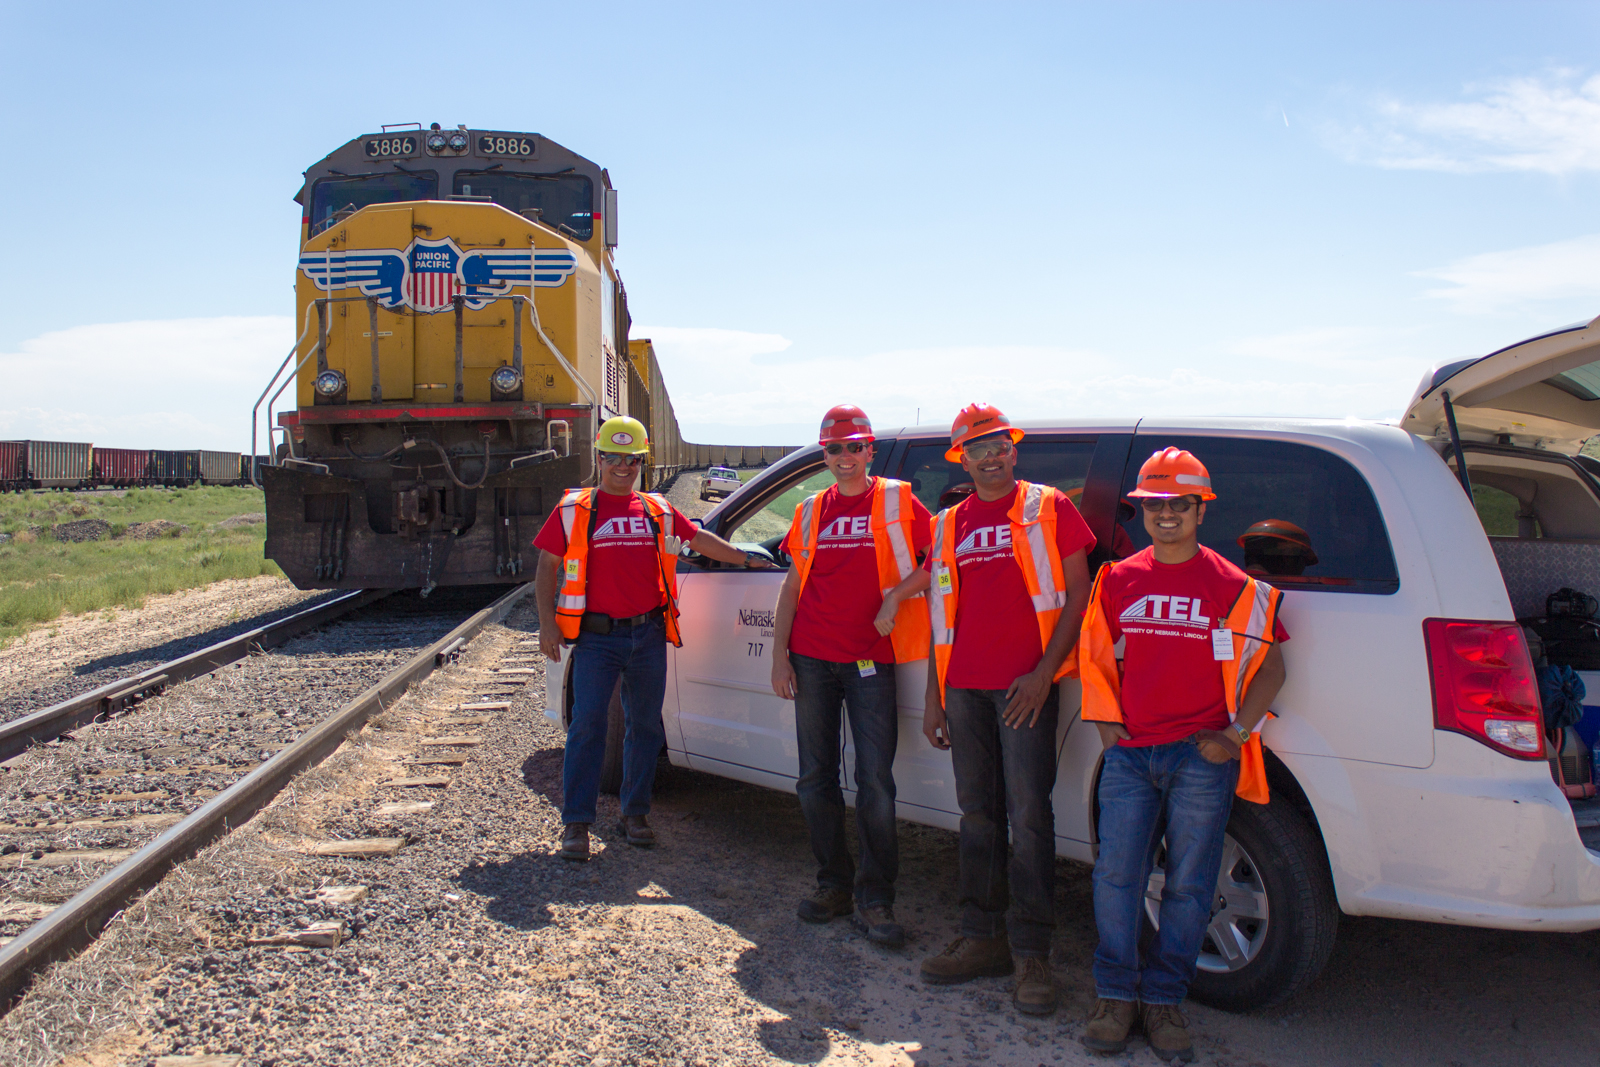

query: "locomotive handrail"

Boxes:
[249, 301, 321, 487]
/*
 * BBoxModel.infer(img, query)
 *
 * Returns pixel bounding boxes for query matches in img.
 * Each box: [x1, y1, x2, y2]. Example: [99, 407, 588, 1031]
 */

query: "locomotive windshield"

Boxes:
[310, 172, 438, 234]
[453, 171, 595, 239]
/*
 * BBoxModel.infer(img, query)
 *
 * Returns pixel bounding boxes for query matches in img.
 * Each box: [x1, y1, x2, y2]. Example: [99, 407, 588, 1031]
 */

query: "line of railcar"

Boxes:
[0, 442, 265, 492]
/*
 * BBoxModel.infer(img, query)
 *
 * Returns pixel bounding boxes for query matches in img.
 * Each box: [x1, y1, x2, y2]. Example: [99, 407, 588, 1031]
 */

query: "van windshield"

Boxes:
[310, 173, 437, 234]
[453, 171, 594, 239]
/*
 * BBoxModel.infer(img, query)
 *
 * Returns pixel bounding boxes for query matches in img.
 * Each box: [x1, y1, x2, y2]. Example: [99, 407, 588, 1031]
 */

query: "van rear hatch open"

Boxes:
[1406, 313, 1600, 850]
[1404, 314, 1600, 453]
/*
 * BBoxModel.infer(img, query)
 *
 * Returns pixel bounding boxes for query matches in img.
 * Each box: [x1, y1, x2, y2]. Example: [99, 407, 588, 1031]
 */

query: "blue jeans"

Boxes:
[561, 617, 668, 825]
[791, 653, 900, 907]
[1092, 740, 1238, 1005]
[945, 685, 1059, 958]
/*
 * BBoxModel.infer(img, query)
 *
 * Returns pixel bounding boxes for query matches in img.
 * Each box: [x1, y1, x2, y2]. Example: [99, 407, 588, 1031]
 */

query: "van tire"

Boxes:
[1176, 795, 1340, 1012]
[598, 678, 626, 795]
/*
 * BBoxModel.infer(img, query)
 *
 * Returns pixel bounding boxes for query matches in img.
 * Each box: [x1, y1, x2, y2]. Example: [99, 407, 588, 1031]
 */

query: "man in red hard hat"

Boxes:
[1075, 447, 1289, 1061]
[771, 404, 933, 948]
[920, 402, 1095, 1015]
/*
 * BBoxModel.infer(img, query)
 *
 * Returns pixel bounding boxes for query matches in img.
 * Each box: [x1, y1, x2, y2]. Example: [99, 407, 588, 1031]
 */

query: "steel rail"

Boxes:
[0, 588, 393, 764]
[0, 581, 533, 1010]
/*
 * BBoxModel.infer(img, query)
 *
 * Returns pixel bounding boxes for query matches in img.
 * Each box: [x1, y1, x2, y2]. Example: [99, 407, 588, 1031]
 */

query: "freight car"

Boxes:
[150, 451, 200, 488]
[251, 124, 794, 591]
[93, 447, 151, 488]
[199, 450, 243, 485]
[0, 441, 94, 490]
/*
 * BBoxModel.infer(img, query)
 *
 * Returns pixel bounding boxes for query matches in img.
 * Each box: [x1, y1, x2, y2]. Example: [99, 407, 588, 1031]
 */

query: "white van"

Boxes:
[548, 315, 1600, 1011]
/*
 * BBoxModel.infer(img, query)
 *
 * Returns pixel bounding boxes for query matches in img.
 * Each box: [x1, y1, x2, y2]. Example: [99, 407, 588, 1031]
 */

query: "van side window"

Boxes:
[1471, 483, 1536, 538]
[1118, 437, 1400, 594]
[721, 464, 835, 561]
[897, 438, 1098, 516]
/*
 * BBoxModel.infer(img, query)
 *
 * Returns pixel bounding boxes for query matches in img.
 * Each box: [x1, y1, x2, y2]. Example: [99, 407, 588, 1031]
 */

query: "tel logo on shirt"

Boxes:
[818, 514, 873, 548]
[1119, 594, 1212, 629]
[955, 524, 1012, 557]
[593, 516, 655, 543]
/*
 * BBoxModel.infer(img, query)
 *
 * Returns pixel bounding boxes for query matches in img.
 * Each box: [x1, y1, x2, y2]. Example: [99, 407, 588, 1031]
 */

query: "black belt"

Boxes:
[579, 608, 664, 635]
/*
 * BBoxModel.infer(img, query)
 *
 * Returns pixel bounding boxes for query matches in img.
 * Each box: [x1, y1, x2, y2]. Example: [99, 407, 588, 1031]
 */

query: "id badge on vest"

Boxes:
[857, 659, 877, 677]
[1211, 628, 1233, 661]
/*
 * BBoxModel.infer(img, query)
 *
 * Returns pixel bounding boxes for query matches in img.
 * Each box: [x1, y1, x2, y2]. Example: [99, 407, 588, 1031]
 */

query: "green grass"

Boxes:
[0, 487, 281, 646]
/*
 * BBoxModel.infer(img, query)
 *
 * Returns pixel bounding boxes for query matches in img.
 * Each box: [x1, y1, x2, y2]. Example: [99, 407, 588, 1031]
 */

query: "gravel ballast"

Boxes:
[4, 599, 1596, 1066]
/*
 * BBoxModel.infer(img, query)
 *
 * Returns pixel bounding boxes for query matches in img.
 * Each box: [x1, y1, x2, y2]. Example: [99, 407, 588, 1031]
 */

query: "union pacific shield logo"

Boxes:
[298, 239, 579, 314]
[406, 238, 461, 313]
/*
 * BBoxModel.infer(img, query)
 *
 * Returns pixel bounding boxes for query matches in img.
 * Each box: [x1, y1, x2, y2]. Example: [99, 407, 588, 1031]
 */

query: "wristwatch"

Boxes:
[1232, 722, 1251, 745]
[742, 552, 756, 568]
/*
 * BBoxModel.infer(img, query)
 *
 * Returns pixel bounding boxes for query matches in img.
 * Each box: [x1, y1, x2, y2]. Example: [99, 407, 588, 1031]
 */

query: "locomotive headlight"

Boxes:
[314, 370, 347, 397]
[426, 133, 448, 152]
[490, 365, 523, 393]
[447, 132, 470, 152]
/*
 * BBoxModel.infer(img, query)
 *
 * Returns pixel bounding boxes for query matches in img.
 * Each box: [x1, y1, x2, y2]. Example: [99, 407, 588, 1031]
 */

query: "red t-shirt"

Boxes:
[1103, 545, 1290, 747]
[783, 480, 933, 664]
[532, 491, 695, 619]
[928, 485, 1095, 689]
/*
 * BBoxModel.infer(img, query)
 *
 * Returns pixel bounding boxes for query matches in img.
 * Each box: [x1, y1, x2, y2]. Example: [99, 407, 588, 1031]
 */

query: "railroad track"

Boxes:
[0, 582, 532, 1008]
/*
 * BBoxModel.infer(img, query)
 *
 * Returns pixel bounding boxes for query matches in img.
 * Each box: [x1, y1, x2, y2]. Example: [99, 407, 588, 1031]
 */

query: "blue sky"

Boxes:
[3, 1, 1599, 448]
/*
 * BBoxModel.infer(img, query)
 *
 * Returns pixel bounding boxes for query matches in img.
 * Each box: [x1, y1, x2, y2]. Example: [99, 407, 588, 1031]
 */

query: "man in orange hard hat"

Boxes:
[771, 404, 933, 948]
[920, 402, 1094, 1015]
[1075, 447, 1289, 1060]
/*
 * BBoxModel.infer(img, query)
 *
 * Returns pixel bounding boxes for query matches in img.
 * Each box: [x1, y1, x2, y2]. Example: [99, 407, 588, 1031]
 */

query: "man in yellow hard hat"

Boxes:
[534, 416, 770, 862]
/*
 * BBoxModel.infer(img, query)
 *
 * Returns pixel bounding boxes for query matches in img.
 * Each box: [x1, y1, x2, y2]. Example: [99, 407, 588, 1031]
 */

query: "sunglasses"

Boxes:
[962, 438, 1013, 462]
[1139, 496, 1199, 513]
[824, 441, 869, 456]
[599, 453, 645, 467]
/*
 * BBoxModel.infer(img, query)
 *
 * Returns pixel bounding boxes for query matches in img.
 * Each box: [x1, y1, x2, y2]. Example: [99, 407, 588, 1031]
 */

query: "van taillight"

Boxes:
[1422, 619, 1543, 759]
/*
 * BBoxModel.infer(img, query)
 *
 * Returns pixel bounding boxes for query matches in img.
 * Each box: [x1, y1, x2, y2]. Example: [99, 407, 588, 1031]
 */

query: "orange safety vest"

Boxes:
[928, 481, 1071, 701]
[553, 488, 684, 646]
[1077, 558, 1283, 803]
[789, 477, 930, 663]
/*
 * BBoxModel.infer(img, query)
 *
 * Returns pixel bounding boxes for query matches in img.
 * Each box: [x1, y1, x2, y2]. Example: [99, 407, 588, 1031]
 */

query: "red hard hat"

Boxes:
[819, 404, 874, 445]
[1238, 519, 1318, 564]
[1127, 447, 1217, 501]
[945, 402, 1025, 461]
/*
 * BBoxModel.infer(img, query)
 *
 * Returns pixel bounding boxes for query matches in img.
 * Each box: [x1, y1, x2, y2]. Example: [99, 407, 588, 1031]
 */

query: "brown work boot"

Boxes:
[918, 936, 1014, 985]
[796, 886, 853, 924]
[852, 903, 906, 948]
[1080, 998, 1137, 1054]
[1142, 1003, 1195, 1063]
[1012, 956, 1058, 1015]
[560, 823, 590, 863]
[618, 813, 655, 848]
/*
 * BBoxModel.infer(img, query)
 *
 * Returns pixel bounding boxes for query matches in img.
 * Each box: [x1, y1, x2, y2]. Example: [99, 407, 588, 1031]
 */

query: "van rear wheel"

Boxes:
[1143, 793, 1338, 1012]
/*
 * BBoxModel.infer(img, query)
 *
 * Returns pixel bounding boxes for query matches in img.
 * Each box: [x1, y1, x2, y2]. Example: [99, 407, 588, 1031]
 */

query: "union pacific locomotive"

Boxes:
[255, 126, 691, 591]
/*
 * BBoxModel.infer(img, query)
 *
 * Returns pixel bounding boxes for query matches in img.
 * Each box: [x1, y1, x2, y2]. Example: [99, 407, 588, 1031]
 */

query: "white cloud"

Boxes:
[639, 326, 1418, 442]
[0, 317, 294, 451]
[1415, 233, 1600, 313]
[1336, 71, 1600, 174]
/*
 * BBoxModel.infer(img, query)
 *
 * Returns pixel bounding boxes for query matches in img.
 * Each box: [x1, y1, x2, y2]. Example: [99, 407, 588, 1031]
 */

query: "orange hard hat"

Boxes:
[1238, 519, 1318, 564]
[1127, 447, 1217, 500]
[945, 402, 1025, 461]
[819, 404, 874, 445]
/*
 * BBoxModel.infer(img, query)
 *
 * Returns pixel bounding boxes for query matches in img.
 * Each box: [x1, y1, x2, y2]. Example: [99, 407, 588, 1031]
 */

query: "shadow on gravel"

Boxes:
[69, 589, 349, 676]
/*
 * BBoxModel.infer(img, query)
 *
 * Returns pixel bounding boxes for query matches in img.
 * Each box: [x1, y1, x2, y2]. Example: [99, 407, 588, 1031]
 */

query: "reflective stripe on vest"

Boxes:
[790, 477, 930, 663]
[928, 481, 1071, 701]
[554, 488, 684, 647]
[1076, 556, 1282, 803]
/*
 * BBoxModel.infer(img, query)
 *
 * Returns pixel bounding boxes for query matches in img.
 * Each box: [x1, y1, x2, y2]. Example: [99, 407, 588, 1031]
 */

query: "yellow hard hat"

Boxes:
[596, 415, 649, 454]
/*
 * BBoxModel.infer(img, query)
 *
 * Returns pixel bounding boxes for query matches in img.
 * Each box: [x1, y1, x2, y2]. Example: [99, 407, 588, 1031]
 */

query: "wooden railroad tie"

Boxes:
[381, 776, 451, 788]
[439, 715, 493, 727]
[0, 902, 54, 922]
[302, 838, 405, 858]
[404, 755, 468, 766]
[418, 736, 482, 747]
[375, 801, 433, 816]
[155, 1055, 246, 1067]
[458, 701, 512, 711]
[1, 847, 136, 869]
[247, 920, 345, 949]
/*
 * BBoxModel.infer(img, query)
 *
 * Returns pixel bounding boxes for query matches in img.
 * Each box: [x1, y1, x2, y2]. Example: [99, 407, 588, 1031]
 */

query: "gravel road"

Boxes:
[5, 594, 1593, 1067]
